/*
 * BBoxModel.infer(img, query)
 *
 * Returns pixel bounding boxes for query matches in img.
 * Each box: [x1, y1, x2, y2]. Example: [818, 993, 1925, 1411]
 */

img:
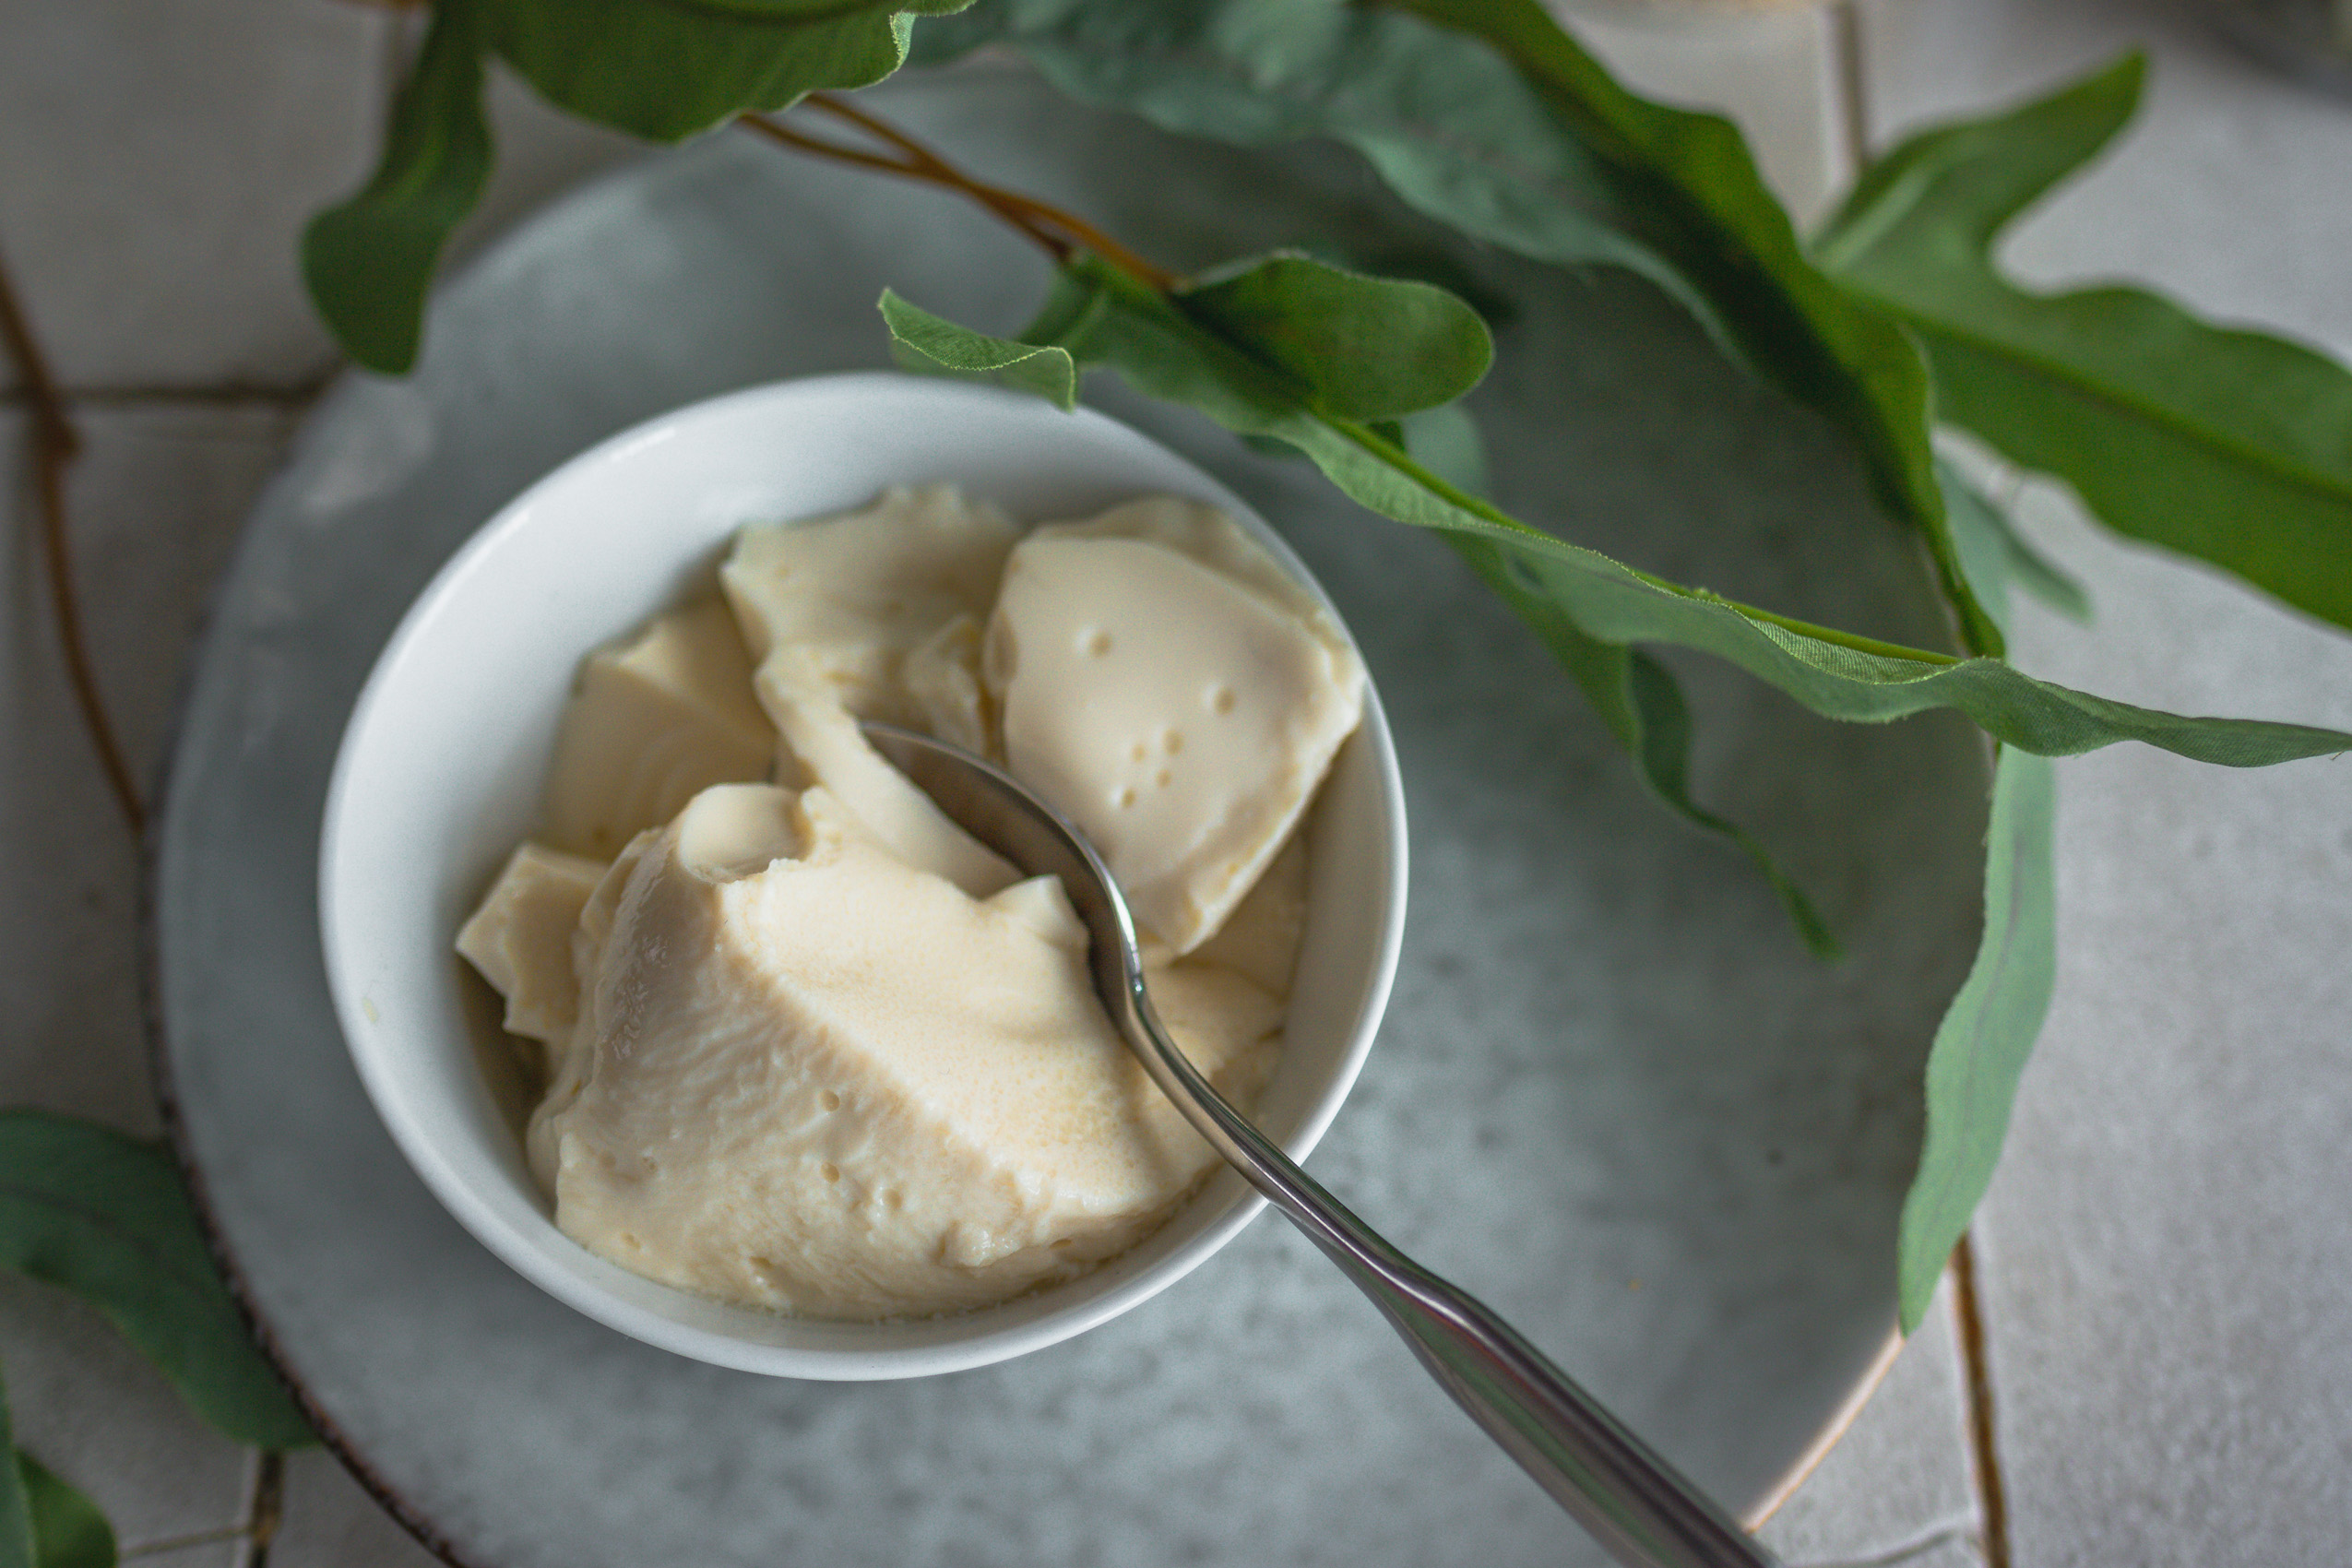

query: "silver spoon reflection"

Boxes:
[864, 721, 1779, 1568]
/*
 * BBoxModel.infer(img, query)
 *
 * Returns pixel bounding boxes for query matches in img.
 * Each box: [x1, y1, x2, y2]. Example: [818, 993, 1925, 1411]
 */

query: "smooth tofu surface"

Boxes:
[455, 842, 608, 1046]
[529, 785, 1279, 1319]
[540, 595, 774, 860]
[987, 500, 1363, 953]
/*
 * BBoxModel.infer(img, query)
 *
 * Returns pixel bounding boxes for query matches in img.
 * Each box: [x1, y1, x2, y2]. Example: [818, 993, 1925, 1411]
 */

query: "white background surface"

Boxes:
[2, 2, 2347, 1563]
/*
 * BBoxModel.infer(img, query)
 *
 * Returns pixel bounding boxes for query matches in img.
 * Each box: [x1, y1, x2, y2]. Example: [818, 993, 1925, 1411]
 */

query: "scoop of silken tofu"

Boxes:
[528, 782, 1282, 1318]
[721, 485, 1020, 896]
[539, 595, 776, 861]
[455, 842, 608, 1051]
[985, 497, 1364, 955]
[719, 482, 1016, 731]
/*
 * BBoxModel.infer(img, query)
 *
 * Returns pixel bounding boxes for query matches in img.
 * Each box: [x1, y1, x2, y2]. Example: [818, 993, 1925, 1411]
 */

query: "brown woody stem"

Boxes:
[744, 96, 1178, 292]
[0, 244, 145, 839]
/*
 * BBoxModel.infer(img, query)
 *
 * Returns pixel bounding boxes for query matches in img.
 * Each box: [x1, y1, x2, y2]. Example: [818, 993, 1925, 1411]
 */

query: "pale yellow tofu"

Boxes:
[986, 498, 1363, 954]
[723, 485, 1021, 896]
[540, 596, 775, 860]
[456, 842, 608, 1046]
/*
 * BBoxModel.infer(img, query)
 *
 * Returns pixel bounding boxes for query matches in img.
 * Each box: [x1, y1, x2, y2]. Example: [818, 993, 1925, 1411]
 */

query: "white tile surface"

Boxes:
[0, 0, 386, 393]
[1856, 3, 2352, 1562]
[1762, 1280, 1977, 1564]
[1976, 482, 2352, 1568]
[1553, 1, 1853, 221]
[0, 403, 293, 1554]
[267, 1450, 446, 1568]
[0, 1275, 249, 1549]
[1, 404, 293, 1132]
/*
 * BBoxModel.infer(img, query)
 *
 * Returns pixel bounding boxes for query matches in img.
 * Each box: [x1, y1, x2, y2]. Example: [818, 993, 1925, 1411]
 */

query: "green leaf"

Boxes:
[0, 1374, 29, 1568]
[0, 1113, 313, 1452]
[485, 0, 964, 143]
[1022, 256, 2352, 766]
[305, 0, 975, 372]
[1816, 53, 2352, 637]
[1452, 536, 1839, 956]
[1940, 460, 2091, 630]
[1175, 252, 1491, 422]
[300, 0, 493, 375]
[1379, 404, 1837, 954]
[1897, 746, 2057, 1331]
[909, 0, 1712, 324]
[879, 288, 1078, 408]
[1392, 402, 1488, 497]
[16, 1456, 113, 1568]
[914, 0, 2005, 657]
[1396, 0, 2000, 659]
[1895, 456, 2065, 1333]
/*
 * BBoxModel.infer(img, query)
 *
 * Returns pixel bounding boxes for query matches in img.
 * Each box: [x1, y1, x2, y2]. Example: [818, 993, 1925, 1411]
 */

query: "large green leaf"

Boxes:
[485, 0, 965, 144]
[909, 0, 1719, 327]
[15, 1457, 112, 1568]
[306, 0, 971, 372]
[1897, 746, 2057, 1330]
[1816, 53, 2352, 636]
[0, 1372, 27, 1568]
[1392, 399, 1839, 954]
[883, 258, 2352, 767]
[880, 288, 1078, 407]
[301, 0, 493, 375]
[1175, 252, 1491, 422]
[1886, 455, 2065, 1333]
[1451, 535, 1838, 956]
[913, 0, 2003, 657]
[0, 1114, 313, 1452]
[1940, 457, 2091, 627]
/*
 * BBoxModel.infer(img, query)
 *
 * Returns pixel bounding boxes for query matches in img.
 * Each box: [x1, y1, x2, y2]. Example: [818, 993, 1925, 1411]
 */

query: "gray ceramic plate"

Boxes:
[149, 65, 1987, 1568]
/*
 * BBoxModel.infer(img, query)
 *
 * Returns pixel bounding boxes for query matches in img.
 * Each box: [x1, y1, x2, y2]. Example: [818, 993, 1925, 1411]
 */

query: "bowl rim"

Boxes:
[317, 371, 1409, 1379]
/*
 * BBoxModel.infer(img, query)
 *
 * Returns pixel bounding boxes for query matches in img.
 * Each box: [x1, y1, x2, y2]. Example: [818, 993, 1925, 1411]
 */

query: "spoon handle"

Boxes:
[1112, 972, 1782, 1568]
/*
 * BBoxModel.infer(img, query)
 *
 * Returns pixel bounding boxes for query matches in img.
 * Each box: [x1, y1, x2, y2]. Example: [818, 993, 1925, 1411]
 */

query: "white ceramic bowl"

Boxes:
[320, 373, 1408, 1380]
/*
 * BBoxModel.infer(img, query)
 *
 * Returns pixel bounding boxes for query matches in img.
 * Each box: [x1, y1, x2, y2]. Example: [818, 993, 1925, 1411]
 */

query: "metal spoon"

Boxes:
[865, 722, 1782, 1568]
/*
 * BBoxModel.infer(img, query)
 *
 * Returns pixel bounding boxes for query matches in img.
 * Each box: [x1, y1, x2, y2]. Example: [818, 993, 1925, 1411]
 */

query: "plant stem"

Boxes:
[0, 244, 146, 838]
[742, 97, 1177, 291]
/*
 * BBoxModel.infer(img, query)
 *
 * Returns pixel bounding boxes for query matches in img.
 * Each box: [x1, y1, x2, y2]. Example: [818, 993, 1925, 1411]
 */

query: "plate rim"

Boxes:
[136, 90, 1945, 1560]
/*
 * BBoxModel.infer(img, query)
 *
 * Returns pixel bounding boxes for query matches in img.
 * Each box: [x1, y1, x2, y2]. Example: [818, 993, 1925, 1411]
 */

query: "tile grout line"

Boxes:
[1947, 1237, 2011, 1568]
